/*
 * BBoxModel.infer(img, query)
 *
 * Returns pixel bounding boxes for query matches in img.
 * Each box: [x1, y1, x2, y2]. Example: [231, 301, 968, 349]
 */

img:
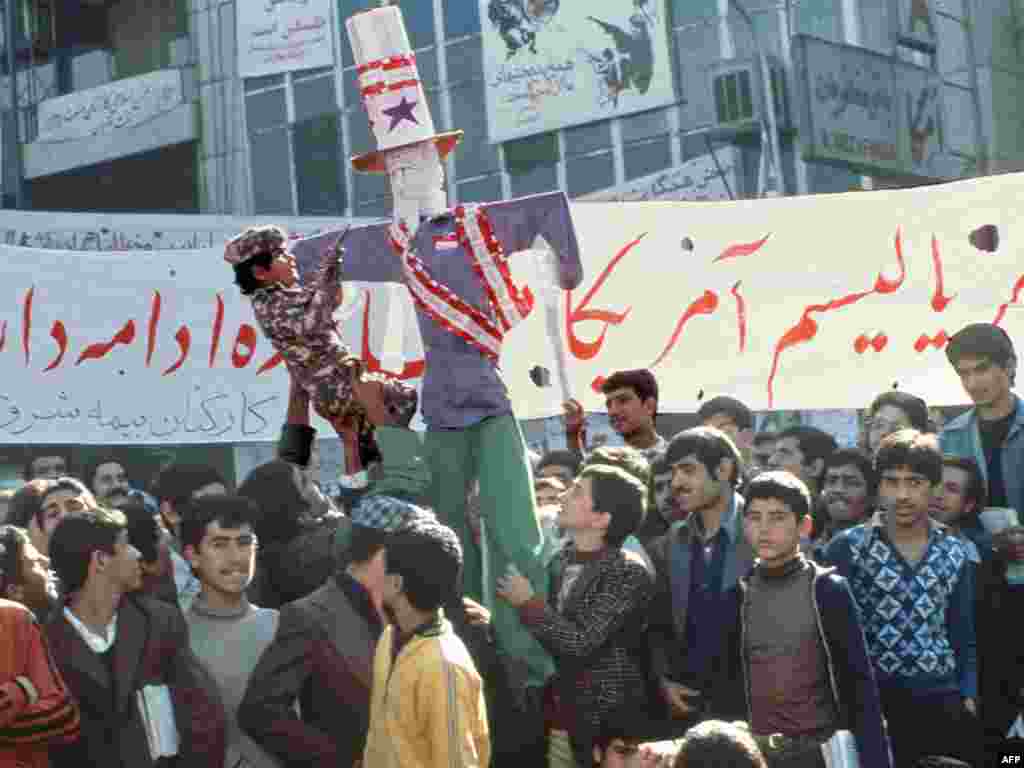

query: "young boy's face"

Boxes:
[743, 497, 808, 568]
[255, 249, 299, 287]
[878, 466, 933, 529]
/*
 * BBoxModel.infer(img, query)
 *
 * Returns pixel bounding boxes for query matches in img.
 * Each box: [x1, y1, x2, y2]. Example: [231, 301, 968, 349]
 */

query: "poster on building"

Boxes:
[480, 0, 677, 143]
[36, 69, 184, 143]
[2, 171, 1023, 445]
[579, 147, 742, 202]
[794, 34, 947, 179]
[237, 0, 335, 79]
[892, 0, 937, 52]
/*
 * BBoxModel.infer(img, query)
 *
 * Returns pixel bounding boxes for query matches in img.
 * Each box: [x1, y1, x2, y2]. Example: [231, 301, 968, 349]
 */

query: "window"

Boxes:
[444, 0, 480, 39]
[294, 114, 344, 215]
[449, 78, 500, 179]
[456, 173, 502, 203]
[504, 131, 559, 175]
[245, 71, 344, 215]
[795, 0, 842, 42]
[251, 126, 293, 214]
[714, 69, 754, 124]
[668, 0, 717, 24]
[509, 163, 558, 197]
[624, 136, 671, 180]
[567, 152, 615, 197]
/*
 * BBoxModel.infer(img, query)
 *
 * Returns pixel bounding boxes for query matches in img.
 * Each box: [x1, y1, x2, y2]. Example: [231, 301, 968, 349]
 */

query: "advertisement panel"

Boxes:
[237, 0, 335, 78]
[480, 0, 678, 143]
[794, 34, 945, 178]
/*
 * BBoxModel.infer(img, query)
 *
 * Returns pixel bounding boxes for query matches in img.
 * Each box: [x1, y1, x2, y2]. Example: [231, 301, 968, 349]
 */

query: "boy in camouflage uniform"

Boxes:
[225, 225, 418, 428]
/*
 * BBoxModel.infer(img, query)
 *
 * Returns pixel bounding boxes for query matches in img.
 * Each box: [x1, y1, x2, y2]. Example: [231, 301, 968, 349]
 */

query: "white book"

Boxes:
[136, 684, 180, 760]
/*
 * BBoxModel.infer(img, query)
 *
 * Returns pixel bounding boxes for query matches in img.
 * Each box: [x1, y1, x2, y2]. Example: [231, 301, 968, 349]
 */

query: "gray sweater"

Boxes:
[187, 596, 281, 768]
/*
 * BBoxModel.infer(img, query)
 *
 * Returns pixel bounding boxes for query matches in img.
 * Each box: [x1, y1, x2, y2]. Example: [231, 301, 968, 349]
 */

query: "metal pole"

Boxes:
[729, 0, 783, 196]
[4, 0, 22, 207]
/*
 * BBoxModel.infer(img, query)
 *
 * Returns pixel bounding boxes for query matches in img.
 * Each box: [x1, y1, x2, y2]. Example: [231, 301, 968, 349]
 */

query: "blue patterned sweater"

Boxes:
[822, 519, 977, 698]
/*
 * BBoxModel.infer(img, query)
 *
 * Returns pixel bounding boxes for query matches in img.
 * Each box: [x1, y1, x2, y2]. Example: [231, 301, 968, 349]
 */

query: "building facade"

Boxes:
[0, 0, 1022, 215]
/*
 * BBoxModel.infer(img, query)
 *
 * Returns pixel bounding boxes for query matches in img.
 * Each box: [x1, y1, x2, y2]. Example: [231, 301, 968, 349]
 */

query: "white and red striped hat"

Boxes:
[347, 5, 462, 174]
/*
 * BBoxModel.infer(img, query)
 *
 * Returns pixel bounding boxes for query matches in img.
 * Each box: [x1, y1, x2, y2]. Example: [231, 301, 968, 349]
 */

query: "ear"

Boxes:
[799, 514, 813, 538]
[642, 397, 656, 419]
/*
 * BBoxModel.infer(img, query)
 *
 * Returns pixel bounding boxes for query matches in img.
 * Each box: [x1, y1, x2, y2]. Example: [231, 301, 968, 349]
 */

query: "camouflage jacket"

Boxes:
[250, 248, 356, 418]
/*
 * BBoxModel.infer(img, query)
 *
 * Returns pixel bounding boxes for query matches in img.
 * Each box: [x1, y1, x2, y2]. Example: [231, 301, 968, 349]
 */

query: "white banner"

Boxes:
[0, 209, 378, 251]
[237, 0, 335, 79]
[481, 0, 677, 143]
[36, 69, 183, 143]
[579, 148, 742, 202]
[2, 172, 1023, 444]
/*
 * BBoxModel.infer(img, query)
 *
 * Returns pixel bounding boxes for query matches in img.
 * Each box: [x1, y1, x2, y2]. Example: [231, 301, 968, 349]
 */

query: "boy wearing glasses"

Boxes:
[183, 495, 280, 768]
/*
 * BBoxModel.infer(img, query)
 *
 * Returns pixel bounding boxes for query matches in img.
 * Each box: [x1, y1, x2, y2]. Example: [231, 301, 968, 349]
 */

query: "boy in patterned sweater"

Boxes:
[823, 429, 981, 767]
[224, 225, 418, 429]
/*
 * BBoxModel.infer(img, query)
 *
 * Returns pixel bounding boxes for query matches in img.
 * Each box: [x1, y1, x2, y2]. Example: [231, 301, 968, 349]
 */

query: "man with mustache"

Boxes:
[823, 429, 980, 767]
[646, 427, 751, 733]
[812, 449, 875, 556]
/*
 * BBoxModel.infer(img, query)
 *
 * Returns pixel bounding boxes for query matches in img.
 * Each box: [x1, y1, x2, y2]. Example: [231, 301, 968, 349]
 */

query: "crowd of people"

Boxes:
[1, 319, 1022, 768]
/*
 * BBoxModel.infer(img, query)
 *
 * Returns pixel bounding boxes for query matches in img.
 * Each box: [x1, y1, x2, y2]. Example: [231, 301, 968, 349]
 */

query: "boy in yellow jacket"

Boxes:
[364, 518, 489, 768]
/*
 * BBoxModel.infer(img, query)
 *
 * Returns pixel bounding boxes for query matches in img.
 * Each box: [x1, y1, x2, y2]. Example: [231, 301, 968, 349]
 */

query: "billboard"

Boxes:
[237, 0, 335, 79]
[578, 147, 742, 202]
[794, 34, 944, 178]
[480, 0, 678, 143]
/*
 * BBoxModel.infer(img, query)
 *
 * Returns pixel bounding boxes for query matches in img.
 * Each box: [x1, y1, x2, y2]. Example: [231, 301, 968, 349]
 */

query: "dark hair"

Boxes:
[119, 496, 162, 564]
[347, 524, 391, 565]
[39, 477, 94, 509]
[673, 721, 766, 768]
[233, 251, 275, 295]
[698, 396, 754, 431]
[874, 429, 942, 485]
[237, 460, 305, 545]
[537, 450, 582, 479]
[868, 391, 930, 432]
[83, 455, 125, 494]
[946, 323, 1016, 375]
[601, 369, 659, 418]
[583, 446, 651, 487]
[22, 449, 71, 481]
[775, 426, 837, 485]
[0, 525, 28, 594]
[580, 465, 647, 547]
[665, 426, 744, 486]
[744, 471, 813, 520]
[8, 479, 54, 529]
[941, 454, 987, 516]
[752, 432, 776, 448]
[180, 495, 258, 553]
[151, 463, 227, 507]
[823, 448, 878, 500]
[386, 520, 462, 613]
[592, 706, 671, 755]
[49, 508, 127, 595]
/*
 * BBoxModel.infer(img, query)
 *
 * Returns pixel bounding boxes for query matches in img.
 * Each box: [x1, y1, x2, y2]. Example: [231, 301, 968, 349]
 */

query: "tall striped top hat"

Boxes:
[347, 5, 462, 174]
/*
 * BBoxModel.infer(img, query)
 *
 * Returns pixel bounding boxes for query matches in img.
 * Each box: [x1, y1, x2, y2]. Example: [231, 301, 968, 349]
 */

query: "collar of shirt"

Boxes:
[63, 606, 118, 653]
[689, 491, 740, 545]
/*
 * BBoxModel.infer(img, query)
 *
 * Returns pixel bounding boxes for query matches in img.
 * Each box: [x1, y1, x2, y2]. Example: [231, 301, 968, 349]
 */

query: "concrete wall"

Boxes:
[191, 0, 250, 214]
